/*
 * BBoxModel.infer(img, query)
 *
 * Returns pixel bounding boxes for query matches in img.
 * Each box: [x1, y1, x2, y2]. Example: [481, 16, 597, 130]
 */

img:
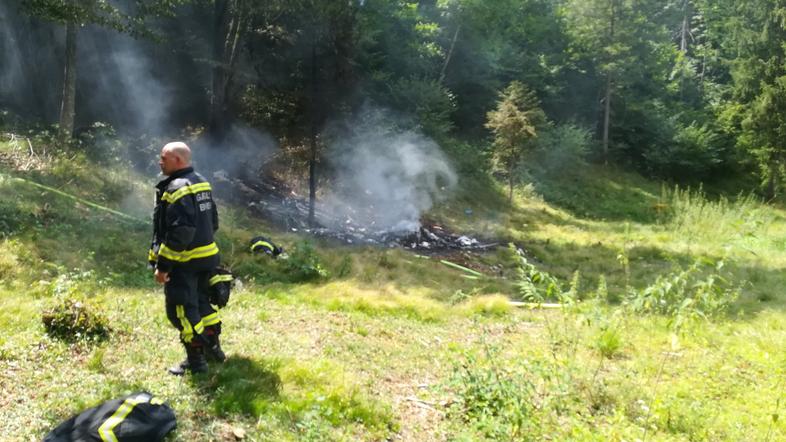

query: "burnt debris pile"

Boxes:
[213, 171, 497, 252]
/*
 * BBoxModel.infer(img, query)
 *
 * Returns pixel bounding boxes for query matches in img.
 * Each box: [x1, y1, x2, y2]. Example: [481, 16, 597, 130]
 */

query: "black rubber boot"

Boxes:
[203, 325, 226, 363]
[205, 333, 226, 363]
[168, 344, 208, 376]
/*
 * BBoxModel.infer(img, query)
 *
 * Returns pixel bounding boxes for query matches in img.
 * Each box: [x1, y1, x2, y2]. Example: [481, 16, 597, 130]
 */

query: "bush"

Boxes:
[509, 244, 565, 303]
[449, 348, 541, 440]
[642, 122, 725, 180]
[595, 326, 623, 359]
[442, 140, 491, 178]
[282, 241, 329, 282]
[72, 122, 127, 166]
[534, 123, 592, 171]
[42, 298, 110, 342]
[625, 258, 740, 330]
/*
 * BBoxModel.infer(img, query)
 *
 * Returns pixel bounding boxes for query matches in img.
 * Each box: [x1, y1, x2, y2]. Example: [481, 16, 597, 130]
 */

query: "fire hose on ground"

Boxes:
[1, 172, 147, 226]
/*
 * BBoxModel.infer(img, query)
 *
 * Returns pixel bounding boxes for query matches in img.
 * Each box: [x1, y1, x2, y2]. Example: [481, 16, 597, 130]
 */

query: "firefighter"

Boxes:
[149, 141, 225, 375]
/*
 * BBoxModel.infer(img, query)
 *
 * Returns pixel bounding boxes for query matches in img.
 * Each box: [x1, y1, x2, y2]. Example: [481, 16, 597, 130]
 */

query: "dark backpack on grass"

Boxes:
[43, 391, 176, 442]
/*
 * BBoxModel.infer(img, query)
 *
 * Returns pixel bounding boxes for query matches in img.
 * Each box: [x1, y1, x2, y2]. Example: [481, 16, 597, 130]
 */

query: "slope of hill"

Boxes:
[2, 136, 786, 441]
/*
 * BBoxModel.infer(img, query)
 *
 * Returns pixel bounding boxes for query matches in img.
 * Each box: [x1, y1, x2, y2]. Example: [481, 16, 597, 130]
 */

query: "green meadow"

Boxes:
[1, 140, 785, 441]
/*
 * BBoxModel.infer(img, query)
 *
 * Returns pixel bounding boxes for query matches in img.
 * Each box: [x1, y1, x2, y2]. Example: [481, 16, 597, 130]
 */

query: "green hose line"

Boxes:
[2, 172, 147, 226]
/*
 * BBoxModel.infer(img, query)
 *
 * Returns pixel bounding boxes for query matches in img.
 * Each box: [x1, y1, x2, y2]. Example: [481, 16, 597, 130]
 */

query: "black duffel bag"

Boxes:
[43, 391, 176, 442]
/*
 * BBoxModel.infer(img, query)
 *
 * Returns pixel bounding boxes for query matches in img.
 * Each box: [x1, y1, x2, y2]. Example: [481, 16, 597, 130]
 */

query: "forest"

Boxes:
[3, 1, 786, 441]
[3, 0, 786, 197]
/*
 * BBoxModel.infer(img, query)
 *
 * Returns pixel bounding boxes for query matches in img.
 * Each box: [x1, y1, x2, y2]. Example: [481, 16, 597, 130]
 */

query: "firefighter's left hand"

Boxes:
[154, 269, 170, 284]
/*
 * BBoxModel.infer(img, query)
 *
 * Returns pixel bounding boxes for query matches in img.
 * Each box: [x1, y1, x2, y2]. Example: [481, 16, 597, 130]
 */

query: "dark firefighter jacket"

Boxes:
[44, 391, 176, 442]
[149, 167, 219, 273]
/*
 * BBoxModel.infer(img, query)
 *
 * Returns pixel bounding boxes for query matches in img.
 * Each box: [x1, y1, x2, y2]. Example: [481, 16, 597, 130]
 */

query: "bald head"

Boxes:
[162, 141, 192, 164]
[159, 141, 192, 176]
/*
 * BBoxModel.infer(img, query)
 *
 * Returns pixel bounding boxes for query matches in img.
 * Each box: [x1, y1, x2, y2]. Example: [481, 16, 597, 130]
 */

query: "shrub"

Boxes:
[625, 258, 740, 330]
[449, 348, 541, 440]
[508, 244, 564, 303]
[282, 241, 329, 282]
[534, 122, 592, 171]
[595, 326, 623, 359]
[643, 121, 726, 180]
[42, 298, 110, 342]
[72, 122, 127, 166]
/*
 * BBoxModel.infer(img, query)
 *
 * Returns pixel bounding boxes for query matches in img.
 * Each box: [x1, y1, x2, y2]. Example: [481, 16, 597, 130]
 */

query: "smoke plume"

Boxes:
[323, 107, 457, 232]
[191, 124, 279, 179]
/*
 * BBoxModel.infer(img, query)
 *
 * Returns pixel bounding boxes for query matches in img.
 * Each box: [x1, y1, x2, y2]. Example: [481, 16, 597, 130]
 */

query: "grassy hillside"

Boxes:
[2, 136, 786, 441]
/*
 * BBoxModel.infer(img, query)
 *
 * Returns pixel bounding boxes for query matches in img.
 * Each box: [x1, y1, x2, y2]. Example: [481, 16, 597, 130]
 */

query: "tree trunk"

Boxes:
[439, 23, 461, 84]
[601, 0, 616, 165]
[332, 4, 356, 101]
[59, 19, 77, 140]
[308, 42, 318, 227]
[680, 0, 690, 53]
[679, 0, 691, 101]
[602, 73, 611, 165]
[508, 165, 514, 203]
[209, 0, 247, 143]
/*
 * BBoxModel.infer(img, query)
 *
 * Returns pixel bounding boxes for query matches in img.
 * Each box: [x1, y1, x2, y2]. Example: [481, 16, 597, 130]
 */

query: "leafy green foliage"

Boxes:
[661, 185, 770, 245]
[534, 122, 592, 170]
[595, 325, 623, 359]
[236, 240, 329, 284]
[626, 258, 740, 330]
[508, 244, 563, 303]
[450, 347, 541, 439]
[22, 0, 177, 37]
[41, 298, 110, 342]
[388, 77, 456, 139]
[646, 121, 725, 178]
[486, 81, 546, 200]
[280, 241, 329, 282]
[72, 122, 128, 166]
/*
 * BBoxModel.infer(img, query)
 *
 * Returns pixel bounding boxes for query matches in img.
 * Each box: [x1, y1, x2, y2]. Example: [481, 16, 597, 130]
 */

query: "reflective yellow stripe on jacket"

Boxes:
[209, 274, 233, 286]
[158, 242, 219, 262]
[161, 182, 212, 204]
[202, 311, 221, 326]
[98, 393, 153, 442]
[250, 240, 274, 252]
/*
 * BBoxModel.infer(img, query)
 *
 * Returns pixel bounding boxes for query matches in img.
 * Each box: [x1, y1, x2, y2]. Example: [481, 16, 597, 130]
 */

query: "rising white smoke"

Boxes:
[79, 28, 172, 136]
[191, 124, 279, 178]
[323, 107, 457, 232]
[0, 3, 23, 98]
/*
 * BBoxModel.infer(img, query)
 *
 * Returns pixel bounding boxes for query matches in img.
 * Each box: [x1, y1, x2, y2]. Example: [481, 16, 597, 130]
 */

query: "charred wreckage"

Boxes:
[211, 170, 498, 254]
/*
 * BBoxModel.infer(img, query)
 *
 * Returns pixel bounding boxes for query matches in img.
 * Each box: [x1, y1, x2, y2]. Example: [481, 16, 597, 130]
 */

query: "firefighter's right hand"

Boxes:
[154, 269, 170, 284]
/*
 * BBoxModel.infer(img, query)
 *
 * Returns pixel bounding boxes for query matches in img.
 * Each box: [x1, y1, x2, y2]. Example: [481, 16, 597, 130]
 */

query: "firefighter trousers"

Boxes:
[164, 268, 221, 345]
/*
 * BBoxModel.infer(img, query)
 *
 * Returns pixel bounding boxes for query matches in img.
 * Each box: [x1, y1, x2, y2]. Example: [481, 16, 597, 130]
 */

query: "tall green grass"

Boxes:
[661, 185, 772, 247]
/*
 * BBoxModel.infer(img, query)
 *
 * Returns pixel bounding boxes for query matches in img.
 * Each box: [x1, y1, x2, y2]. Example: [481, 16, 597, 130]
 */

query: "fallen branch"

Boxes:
[26, 138, 35, 157]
